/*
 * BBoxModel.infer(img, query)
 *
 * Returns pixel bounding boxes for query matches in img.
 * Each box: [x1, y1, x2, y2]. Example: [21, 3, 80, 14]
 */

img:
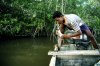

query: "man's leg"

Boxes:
[84, 29, 99, 49]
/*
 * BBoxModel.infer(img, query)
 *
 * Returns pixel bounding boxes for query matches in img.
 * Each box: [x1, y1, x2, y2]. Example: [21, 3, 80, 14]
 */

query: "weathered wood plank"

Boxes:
[48, 50, 100, 56]
[49, 56, 56, 66]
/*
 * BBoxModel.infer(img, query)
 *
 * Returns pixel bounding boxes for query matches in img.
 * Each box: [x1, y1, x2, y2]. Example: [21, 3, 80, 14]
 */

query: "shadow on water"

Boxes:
[0, 37, 54, 66]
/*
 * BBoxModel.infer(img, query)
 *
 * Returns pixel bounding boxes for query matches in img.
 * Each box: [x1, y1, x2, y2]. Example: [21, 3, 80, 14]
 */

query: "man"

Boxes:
[52, 11, 99, 49]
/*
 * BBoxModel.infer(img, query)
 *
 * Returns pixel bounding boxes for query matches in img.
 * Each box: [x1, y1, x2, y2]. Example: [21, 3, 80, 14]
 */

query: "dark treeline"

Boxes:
[0, 0, 100, 38]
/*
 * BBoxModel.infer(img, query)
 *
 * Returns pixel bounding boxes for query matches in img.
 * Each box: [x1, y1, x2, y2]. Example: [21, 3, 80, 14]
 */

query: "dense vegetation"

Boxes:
[0, 0, 100, 37]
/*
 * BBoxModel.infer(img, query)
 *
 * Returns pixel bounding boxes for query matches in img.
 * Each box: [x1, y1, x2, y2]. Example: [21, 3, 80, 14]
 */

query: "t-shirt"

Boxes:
[64, 14, 84, 32]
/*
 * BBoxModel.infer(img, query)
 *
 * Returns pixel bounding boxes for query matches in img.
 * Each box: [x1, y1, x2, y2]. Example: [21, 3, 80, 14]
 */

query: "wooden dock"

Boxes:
[48, 50, 100, 56]
[49, 27, 100, 66]
[48, 45, 100, 66]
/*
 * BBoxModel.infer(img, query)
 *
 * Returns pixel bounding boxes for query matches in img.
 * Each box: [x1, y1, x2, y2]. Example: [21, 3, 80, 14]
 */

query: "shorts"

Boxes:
[80, 24, 89, 33]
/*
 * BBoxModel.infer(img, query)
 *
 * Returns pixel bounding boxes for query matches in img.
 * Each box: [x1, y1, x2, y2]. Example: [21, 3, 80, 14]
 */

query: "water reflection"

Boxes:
[0, 37, 54, 66]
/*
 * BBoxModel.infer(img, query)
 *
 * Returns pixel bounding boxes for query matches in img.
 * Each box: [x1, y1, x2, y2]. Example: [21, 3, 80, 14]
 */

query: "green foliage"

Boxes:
[0, 0, 100, 36]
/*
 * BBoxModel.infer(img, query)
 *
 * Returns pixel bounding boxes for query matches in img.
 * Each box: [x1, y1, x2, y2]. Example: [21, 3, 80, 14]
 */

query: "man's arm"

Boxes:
[62, 30, 82, 38]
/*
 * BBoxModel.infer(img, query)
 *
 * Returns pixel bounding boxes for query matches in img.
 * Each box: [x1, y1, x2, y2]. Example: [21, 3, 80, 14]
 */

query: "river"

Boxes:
[0, 37, 55, 66]
[0, 36, 100, 66]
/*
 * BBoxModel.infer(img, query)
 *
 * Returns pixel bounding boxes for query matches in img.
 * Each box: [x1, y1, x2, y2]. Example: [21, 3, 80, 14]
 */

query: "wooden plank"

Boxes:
[49, 46, 58, 66]
[48, 50, 100, 56]
[49, 56, 56, 66]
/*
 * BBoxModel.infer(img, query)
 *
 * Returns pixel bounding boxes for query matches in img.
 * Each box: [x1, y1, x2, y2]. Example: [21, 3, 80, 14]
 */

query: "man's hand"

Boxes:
[56, 30, 63, 37]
